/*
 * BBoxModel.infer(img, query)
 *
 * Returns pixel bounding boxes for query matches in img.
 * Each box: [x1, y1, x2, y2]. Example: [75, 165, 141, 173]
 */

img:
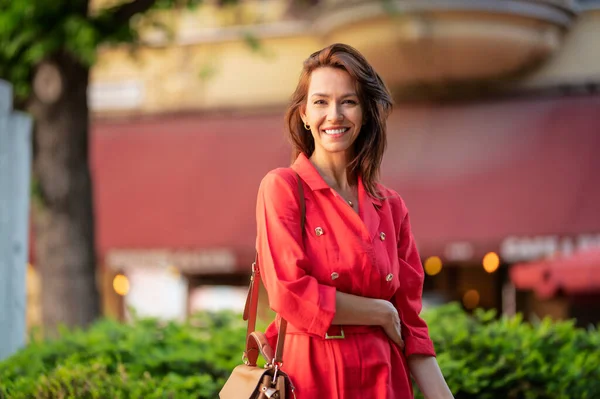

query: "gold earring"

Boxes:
[304, 122, 310, 130]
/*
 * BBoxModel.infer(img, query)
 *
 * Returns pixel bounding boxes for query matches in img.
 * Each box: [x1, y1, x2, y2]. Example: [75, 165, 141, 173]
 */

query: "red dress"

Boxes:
[256, 153, 436, 398]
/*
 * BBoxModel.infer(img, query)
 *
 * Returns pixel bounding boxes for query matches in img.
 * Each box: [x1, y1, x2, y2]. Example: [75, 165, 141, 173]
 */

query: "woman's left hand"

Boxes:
[379, 301, 405, 350]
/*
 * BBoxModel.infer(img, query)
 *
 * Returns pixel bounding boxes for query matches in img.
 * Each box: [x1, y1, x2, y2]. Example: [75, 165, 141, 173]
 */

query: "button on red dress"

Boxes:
[256, 153, 436, 399]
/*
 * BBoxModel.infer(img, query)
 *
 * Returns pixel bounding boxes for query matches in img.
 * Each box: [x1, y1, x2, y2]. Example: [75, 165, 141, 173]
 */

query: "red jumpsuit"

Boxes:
[256, 153, 436, 398]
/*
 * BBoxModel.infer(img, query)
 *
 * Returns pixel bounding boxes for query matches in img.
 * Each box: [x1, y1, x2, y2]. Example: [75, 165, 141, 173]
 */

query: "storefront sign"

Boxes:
[106, 248, 237, 273]
[444, 241, 475, 262]
[500, 234, 600, 263]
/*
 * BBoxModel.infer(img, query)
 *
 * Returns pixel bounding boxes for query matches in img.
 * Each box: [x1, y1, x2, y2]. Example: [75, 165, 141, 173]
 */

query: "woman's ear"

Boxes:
[300, 105, 307, 124]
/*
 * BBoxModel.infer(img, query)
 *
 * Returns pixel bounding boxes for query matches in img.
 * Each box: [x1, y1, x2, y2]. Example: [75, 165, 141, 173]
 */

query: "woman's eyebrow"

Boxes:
[310, 92, 358, 98]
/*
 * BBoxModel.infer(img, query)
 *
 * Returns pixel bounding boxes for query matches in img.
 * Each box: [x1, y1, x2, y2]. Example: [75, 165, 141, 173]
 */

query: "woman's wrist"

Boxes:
[372, 299, 395, 327]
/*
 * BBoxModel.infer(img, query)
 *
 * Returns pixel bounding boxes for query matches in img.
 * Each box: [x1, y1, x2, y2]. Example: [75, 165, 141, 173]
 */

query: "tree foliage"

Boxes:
[0, 0, 220, 100]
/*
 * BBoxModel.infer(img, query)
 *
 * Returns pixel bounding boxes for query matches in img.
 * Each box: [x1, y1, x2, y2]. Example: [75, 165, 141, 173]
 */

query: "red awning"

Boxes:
[510, 249, 600, 298]
[91, 112, 291, 270]
[380, 95, 600, 260]
[90, 95, 600, 272]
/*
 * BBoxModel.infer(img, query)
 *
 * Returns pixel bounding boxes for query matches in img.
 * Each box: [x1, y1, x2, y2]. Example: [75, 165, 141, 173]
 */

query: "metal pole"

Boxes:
[0, 80, 33, 360]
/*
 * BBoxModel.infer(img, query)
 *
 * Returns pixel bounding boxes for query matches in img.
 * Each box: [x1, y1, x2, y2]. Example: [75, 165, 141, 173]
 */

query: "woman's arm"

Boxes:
[257, 171, 337, 337]
[332, 292, 405, 349]
[408, 355, 454, 399]
[391, 196, 453, 397]
[332, 291, 387, 325]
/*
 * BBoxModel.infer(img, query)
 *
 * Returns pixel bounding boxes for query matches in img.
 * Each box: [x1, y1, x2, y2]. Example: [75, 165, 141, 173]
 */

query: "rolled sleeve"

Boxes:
[256, 170, 336, 337]
[393, 208, 436, 358]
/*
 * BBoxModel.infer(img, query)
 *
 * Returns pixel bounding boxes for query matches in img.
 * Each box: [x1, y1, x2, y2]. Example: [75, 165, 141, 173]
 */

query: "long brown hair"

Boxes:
[284, 43, 393, 197]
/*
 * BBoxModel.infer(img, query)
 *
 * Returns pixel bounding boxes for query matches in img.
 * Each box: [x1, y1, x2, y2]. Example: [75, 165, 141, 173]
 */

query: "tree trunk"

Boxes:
[28, 53, 100, 334]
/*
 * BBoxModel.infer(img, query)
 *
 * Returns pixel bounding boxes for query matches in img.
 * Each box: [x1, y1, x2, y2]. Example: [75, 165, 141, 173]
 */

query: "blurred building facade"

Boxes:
[61, 0, 600, 325]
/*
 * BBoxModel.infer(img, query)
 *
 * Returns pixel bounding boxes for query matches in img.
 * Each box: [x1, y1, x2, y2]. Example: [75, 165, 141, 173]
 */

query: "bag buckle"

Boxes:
[325, 326, 345, 339]
[241, 353, 250, 366]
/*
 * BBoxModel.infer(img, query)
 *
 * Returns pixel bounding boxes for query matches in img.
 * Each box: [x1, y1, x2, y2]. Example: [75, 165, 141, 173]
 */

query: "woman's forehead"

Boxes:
[308, 67, 357, 95]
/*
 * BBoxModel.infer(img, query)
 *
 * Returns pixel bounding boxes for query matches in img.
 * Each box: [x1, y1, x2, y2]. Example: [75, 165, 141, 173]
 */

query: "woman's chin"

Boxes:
[322, 145, 353, 157]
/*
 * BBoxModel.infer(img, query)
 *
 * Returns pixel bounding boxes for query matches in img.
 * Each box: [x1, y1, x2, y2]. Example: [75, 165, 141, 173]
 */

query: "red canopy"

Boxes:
[510, 249, 600, 298]
[89, 95, 600, 272]
[380, 95, 600, 259]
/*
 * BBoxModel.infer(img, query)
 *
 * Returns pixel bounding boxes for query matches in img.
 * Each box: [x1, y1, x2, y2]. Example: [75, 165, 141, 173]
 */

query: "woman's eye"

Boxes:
[343, 99, 358, 105]
[314, 100, 326, 105]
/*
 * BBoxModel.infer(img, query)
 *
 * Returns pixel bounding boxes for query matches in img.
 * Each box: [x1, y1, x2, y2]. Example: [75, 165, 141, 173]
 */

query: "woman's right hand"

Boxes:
[332, 292, 405, 349]
[378, 300, 405, 350]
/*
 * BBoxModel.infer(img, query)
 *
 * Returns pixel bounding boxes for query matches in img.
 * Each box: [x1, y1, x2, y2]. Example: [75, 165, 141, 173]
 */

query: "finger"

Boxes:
[396, 336, 405, 349]
[393, 329, 404, 347]
[395, 337, 405, 350]
[396, 326, 405, 350]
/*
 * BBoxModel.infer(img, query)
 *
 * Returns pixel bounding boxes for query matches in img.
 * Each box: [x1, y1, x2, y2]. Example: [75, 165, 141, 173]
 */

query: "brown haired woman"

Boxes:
[255, 43, 454, 398]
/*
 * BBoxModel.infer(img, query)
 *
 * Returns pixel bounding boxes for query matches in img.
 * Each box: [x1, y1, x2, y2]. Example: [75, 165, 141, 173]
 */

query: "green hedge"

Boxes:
[418, 304, 600, 399]
[0, 312, 251, 399]
[0, 304, 598, 398]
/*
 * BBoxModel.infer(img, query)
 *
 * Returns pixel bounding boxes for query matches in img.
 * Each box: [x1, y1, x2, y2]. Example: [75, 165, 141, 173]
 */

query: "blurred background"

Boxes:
[2, 0, 599, 344]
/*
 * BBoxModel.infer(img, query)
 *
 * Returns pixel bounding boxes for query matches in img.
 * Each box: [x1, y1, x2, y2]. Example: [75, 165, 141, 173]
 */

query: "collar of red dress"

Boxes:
[291, 152, 383, 207]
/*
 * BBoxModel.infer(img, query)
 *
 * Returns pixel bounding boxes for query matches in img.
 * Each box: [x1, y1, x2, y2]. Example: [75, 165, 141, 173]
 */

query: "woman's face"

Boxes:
[301, 67, 363, 158]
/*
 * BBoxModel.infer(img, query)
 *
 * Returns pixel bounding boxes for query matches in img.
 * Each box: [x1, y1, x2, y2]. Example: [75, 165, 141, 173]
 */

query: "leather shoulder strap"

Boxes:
[244, 170, 306, 366]
[273, 172, 305, 364]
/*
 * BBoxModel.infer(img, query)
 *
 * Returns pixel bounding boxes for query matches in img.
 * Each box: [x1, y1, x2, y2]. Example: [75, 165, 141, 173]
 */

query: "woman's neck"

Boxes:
[309, 150, 353, 191]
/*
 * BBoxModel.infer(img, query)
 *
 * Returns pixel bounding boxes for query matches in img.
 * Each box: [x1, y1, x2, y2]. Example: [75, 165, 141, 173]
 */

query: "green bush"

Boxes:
[0, 304, 598, 398]
[0, 312, 256, 399]
[415, 303, 600, 399]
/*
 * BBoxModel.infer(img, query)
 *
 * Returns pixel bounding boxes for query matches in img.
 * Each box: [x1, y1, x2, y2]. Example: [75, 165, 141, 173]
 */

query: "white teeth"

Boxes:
[324, 128, 349, 135]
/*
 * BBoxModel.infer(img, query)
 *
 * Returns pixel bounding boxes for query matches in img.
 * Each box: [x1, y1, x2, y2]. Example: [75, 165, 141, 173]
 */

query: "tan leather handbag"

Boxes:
[219, 173, 305, 399]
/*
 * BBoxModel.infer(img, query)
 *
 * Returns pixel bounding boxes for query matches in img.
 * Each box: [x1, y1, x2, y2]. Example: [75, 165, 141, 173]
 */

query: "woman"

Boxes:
[255, 43, 453, 398]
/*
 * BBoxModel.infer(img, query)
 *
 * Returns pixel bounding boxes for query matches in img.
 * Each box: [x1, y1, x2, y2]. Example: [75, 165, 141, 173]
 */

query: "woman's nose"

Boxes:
[327, 105, 343, 121]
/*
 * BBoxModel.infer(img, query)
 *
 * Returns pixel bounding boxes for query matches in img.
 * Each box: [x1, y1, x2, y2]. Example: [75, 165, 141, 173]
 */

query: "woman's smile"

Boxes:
[322, 126, 351, 137]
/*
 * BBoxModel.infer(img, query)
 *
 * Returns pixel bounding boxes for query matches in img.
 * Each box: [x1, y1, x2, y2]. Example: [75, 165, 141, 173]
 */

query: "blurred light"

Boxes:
[167, 265, 181, 278]
[483, 252, 500, 273]
[424, 256, 443, 276]
[113, 274, 130, 296]
[462, 289, 480, 310]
